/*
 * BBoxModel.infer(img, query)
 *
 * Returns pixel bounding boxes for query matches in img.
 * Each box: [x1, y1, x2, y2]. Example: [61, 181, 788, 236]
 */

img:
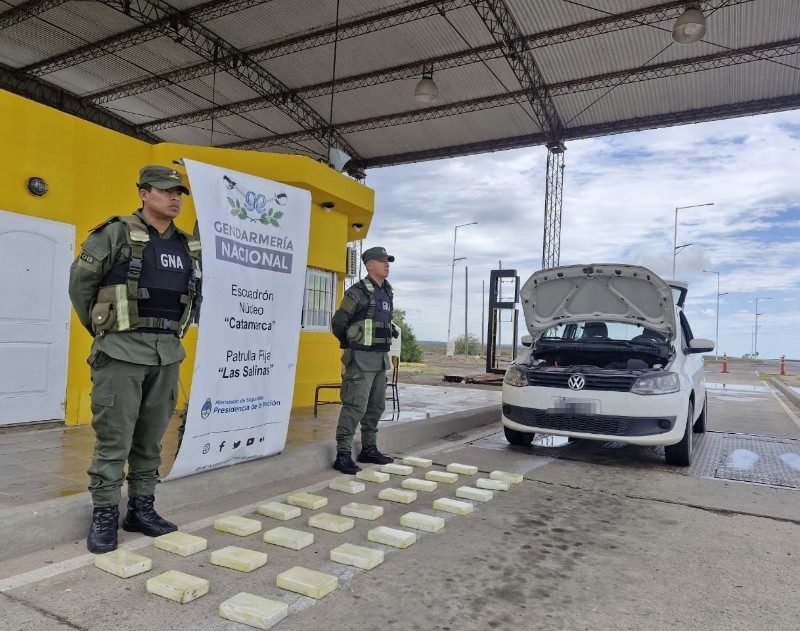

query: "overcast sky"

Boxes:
[360, 109, 800, 360]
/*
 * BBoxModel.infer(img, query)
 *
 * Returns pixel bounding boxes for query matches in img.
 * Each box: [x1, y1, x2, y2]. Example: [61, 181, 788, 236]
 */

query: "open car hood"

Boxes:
[520, 264, 676, 338]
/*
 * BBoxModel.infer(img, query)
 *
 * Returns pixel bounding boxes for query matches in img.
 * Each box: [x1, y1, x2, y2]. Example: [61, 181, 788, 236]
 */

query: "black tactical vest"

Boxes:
[100, 222, 193, 333]
[348, 278, 393, 352]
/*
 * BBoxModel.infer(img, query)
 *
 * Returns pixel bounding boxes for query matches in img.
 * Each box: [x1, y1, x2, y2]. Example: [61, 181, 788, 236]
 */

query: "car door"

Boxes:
[679, 309, 705, 417]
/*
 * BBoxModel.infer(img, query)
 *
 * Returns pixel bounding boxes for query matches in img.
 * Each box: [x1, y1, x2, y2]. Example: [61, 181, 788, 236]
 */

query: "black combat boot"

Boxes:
[357, 445, 394, 465]
[87, 505, 119, 554]
[122, 495, 178, 537]
[333, 452, 362, 475]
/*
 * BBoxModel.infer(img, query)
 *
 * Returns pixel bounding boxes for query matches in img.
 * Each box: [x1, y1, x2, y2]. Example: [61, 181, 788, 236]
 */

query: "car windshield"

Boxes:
[539, 322, 667, 343]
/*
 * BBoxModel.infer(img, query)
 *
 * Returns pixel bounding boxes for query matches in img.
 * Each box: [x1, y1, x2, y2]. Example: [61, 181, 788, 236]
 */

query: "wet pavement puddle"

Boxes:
[470, 431, 800, 490]
[706, 382, 773, 393]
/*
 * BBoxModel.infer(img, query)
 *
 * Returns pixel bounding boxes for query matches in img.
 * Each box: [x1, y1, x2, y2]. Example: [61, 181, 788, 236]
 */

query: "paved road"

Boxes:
[1, 363, 798, 631]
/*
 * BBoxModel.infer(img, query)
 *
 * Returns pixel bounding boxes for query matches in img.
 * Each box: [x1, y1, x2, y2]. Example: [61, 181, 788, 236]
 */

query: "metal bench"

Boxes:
[313, 356, 400, 416]
[313, 383, 341, 417]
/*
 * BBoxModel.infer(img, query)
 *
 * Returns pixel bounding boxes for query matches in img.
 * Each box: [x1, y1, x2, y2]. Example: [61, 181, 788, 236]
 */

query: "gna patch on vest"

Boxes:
[156, 252, 187, 272]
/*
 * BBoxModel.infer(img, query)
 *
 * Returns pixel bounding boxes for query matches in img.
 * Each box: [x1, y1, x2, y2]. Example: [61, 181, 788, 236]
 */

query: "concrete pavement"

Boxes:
[1, 361, 799, 630]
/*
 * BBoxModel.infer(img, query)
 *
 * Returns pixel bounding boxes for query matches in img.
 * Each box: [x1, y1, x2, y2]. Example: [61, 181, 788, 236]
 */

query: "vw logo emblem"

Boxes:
[567, 374, 586, 391]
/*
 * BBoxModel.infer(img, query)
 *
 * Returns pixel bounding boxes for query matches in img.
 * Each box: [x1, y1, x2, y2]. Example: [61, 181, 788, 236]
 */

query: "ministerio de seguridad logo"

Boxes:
[223, 175, 288, 227]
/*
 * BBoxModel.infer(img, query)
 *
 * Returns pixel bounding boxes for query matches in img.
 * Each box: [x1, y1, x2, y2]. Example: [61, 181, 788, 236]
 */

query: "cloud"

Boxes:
[364, 110, 800, 359]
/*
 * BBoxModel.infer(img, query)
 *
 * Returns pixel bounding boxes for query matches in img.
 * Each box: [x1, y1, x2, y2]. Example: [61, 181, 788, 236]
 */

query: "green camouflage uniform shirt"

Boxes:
[331, 278, 392, 372]
[68, 210, 186, 366]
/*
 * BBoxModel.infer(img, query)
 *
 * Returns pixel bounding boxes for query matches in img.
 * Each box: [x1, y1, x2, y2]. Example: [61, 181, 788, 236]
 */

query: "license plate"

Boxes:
[549, 397, 599, 414]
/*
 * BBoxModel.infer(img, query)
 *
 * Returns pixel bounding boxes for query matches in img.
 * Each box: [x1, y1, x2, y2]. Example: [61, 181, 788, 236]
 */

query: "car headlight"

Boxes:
[504, 364, 528, 387]
[631, 372, 680, 395]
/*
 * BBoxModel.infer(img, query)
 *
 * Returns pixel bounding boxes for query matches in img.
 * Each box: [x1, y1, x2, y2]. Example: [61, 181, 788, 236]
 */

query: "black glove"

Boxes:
[391, 323, 400, 339]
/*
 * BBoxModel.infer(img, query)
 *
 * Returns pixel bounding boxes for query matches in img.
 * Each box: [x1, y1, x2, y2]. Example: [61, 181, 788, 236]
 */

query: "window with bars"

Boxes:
[302, 268, 337, 331]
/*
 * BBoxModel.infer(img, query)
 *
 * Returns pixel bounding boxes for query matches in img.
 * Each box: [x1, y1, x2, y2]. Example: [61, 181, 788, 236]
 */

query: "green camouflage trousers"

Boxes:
[87, 352, 179, 507]
[335, 354, 387, 454]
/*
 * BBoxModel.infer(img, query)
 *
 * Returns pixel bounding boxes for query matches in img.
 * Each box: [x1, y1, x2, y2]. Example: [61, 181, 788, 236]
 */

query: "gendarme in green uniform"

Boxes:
[330, 246, 398, 474]
[68, 165, 200, 554]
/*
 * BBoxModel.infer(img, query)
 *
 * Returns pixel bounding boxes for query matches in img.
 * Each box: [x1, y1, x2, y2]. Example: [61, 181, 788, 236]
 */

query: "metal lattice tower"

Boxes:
[542, 142, 565, 269]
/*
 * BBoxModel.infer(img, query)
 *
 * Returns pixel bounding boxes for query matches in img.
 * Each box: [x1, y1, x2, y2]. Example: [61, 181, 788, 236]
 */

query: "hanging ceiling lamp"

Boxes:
[672, 4, 707, 44]
[414, 68, 439, 102]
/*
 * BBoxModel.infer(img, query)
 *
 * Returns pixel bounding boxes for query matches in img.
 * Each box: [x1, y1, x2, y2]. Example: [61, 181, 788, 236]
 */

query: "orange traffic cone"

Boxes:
[721, 353, 729, 373]
[780, 355, 786, 376]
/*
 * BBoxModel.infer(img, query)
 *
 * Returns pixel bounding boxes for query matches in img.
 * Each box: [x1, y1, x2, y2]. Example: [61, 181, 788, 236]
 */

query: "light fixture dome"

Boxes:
[414, 75, 438, 102]
[672, 6, 706, 44]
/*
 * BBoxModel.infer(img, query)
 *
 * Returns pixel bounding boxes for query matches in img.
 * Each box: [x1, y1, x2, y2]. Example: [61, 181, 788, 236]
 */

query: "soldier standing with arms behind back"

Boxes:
[330, 247, 398, 474]
[69, 166, 201, 553]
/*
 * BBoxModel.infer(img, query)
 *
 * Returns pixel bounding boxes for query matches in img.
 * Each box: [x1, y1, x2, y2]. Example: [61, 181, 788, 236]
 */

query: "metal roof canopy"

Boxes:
[2, 0, 799, 264]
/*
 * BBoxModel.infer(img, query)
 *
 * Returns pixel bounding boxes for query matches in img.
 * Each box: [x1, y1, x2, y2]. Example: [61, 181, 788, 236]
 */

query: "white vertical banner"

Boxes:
[167, 159, 311, 479]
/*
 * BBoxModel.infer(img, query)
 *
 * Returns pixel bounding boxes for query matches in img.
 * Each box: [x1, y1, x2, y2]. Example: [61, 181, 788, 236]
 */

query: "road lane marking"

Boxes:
[770, 389, 800, 429]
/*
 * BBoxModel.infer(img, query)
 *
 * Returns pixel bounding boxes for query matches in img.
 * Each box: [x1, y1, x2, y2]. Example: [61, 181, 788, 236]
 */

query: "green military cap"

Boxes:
[362, 246, 395, 263]
[138, 165, 190, 195]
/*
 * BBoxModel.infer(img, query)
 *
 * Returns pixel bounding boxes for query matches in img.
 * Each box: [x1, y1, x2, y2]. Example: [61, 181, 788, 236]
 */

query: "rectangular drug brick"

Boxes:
[455, 486, 493, 502]
[400, 512, 445, 533]
[258, 501, 301, 520]
[476, 477, 510, 491]
[146, 570, 209, 604]
[381, 463, 414, 476]
[446, 463, 478, 476]
[263, 527, 314, 550]
[277, 566, 338, 599]
[214, 515, 262, 536]
[308, 513, 355, 533]
[356, 469, 391, 483]
[219, 592, 288, 630]
[378, 488, 417, 504]
[330, 543, 384, 570]
[401, 456, 433, 468]
[433, 498, 475, 515]
[401, 478, 438, 493]
[424, 470, 459, 484]
[286, 492, 328, 510]
[210, 546, 268, 573]
[340, 502, 384, 521]
[367, 526, 416, 549]
[329, 477, 366, 494]
[489, 470, 523, 484]
[94, 549, 152, 578]
[153, 531, 207, 557]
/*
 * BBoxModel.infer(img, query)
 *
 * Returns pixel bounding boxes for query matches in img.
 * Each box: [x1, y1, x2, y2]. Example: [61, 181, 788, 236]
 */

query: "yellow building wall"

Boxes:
[0, 90, 373, 425]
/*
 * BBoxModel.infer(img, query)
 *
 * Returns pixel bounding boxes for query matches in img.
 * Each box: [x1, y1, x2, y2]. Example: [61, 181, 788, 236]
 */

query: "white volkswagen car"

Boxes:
[501, 264, 714, 466]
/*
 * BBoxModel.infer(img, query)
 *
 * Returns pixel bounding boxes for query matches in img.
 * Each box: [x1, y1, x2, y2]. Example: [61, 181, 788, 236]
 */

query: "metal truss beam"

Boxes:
[353, 93, 800, 169]
[542, 142, 565, 269]
[97, 0, 359, 158]
[23, 0, 271, 77]
[0, 0, 67, 30]
[218, 36, 799, 151]
[471, 0, 562, 139]
[138, 0, 755, 134]
[551, 36, 800, 98]
[0, 62, 158, 143]
[90, 0, 752, 106]
[89, 0, 473, 104]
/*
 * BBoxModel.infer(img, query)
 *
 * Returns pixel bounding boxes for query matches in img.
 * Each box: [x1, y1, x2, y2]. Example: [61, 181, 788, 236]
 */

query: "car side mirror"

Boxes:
[688, 338, 714, 354]
[521, 334, 533, 347]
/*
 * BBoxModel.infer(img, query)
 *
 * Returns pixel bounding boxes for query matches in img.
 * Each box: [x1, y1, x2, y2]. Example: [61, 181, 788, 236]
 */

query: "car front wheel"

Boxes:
[504, 426, 534, 447]
[665, 400, 693, 466]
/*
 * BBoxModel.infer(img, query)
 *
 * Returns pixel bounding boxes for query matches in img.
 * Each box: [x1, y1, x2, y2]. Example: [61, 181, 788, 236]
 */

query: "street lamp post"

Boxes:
[754, 297, 772, 360]
[446, 221, 477, 356]
[702, 270, 728, 360]
[673, 202, 714, 277]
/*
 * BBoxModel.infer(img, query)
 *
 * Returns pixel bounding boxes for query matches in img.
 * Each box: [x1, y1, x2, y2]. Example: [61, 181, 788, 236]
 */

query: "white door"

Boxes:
[0, 210, 75, 424]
